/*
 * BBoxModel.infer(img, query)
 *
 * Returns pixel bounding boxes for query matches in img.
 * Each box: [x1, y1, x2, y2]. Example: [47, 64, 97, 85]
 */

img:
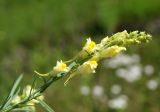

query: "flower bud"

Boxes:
[11, 96, 21, 104]
[64, 60, 98, 85]
[53, 60, 69, 73]
[101, 36, 109, 45]
[97, 45, 126, 59]
[22, 85, 33, 98]
[32, 95, 44, 103]
[83, 38, 96, 53]
[82, 60, 98, 73]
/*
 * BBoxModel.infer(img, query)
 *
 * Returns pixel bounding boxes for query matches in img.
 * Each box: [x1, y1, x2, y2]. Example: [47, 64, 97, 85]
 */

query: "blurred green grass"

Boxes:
[0, 0, 160, 112]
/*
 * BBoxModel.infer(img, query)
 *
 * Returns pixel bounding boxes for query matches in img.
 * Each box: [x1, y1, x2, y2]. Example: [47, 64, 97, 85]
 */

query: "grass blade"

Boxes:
[9, 75, 23, 98]
[1, 74, 23, 109]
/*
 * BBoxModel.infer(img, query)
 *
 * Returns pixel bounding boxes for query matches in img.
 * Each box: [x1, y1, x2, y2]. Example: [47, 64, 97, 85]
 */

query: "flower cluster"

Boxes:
[50, 30, 151, 85]
[83, 38, 96, 53]
[11, 85, 44, 111]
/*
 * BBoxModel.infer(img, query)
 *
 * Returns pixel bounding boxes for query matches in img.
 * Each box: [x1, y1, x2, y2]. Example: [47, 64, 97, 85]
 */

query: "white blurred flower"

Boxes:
[126, 65, 142, 82]
[111, 85, 122, 95]
[144, 65, 154, 76]
[108, 95, 128, 109]
[93, 85, 104, 97]
[132, 54, 140, 63]
[103, 54, 140, 69]
[147, 80, 158, 90]
[80, 85, 90, 96]
[116, 65, 142, 82]
[116, 68, 127, 78]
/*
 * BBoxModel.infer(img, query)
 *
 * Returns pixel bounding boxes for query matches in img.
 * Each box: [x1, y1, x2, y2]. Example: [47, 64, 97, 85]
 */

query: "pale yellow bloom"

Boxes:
[97, 45, 126, 59]
[83, 38, 96, 53]
[53, 60, 69, 73]
[28, 106, 36, 111]
[101, 36, 109, 45]
[83, 60, 98, 73]
[22, 85, 44, 105]
[64, 60, 98, 86]
[32, 95, 44, 103]
[11, 96, 21, 104]
[27, 101, 35, 106]
[23, 85, 32, 97]
[37, 95, 44, 101]
[26, 102, 36, 111]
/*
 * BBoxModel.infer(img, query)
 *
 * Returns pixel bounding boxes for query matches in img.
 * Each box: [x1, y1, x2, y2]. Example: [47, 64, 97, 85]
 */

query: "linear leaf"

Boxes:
[9, 75, 23, 98]
[1, 75, 23, 109]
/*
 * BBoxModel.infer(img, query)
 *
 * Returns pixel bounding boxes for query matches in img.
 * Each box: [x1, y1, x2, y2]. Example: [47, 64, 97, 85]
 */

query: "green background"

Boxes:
[0, 0, 160, 112]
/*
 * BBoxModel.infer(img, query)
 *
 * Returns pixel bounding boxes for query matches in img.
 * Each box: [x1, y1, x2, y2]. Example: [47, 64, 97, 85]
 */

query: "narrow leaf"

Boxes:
[9, 75, 23, 98]
[1, 75, 23, 109]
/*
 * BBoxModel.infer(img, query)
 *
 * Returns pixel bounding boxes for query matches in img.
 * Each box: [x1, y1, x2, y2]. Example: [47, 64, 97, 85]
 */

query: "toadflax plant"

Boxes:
[0, 30, 151, 112]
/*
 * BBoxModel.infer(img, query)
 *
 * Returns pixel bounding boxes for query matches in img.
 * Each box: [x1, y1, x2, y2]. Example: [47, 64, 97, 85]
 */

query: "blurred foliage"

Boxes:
[0, 0, 160, 112]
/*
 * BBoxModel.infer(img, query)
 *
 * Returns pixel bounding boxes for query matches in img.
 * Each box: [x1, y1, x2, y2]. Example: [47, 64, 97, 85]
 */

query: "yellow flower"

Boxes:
[11, 96, 21, 104]
[27, 101, 35, 106]
[32, 95, 44, 104]
[26, 102, 36, 111]
[23, 85, 33, 98]
[83, 38, 96, 53]
[53, 60, 69, 73]
[22, 85, 44, 104]
[83, 60, 98, 73]
[37, 95, 44, 101]
[97, 45, 126, 59]
[64, 60, 98, 86]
